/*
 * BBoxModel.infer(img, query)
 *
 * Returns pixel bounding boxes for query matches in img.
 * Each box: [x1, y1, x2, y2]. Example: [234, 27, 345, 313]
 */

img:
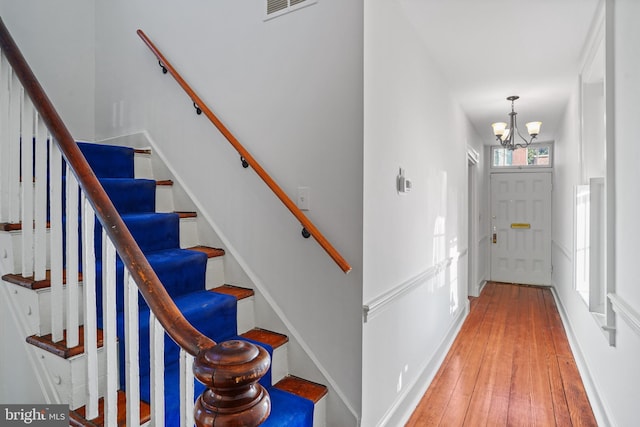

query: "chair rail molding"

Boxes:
[363, 249, 467, 323]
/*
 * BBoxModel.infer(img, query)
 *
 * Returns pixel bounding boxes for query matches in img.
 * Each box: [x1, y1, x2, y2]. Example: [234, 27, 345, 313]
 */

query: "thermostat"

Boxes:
[397, 168, 412, 194]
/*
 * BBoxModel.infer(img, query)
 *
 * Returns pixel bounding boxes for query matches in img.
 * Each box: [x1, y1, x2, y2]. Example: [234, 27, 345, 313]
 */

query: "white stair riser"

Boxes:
[155, 185, 175, 213]
[205, 256, 225, 290]
[36, 285, 85, 337]
[314, 396, 327, 427]
[270, 345, 289, 386]
[179, 218, 199, 248]
[135, 151, 175, 214]
[3, 281, 42, 336]
[2, 279, 85, 337]
[0, 230, 51, 276]
[32, 344, 109, 410]
[236, 297, 256, 335]
[134, 152, 154, 180]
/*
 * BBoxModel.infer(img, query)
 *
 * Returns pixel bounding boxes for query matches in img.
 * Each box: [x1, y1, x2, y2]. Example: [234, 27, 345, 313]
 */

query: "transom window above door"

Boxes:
[491, 143, 553, 168]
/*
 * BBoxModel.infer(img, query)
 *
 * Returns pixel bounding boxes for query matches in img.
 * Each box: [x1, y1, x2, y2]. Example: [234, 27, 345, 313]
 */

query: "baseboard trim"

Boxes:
[550, 285, 613, 427]
[376, 302, 468, 427]
[477, 279, 487, 295]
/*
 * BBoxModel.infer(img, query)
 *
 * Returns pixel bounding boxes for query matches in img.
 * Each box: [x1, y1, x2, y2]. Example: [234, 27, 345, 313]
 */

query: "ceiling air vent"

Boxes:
[265, 0, 317, 20]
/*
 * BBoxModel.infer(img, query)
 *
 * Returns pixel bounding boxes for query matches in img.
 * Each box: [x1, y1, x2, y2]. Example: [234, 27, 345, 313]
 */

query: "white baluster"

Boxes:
[150, 312, 165, 427]
[0, 52, 9, 222]
[20, 93, 34, 278]
[65, 165, 79, 347]
[33, 119, 47, 281]
[49, 139, 63, 343]
[180, 349, 195, 427]
[82, 196, 99, 420]
[103, 235, 118, 427]
[8, 71, 20, 223]
[124, 267, 140, 427]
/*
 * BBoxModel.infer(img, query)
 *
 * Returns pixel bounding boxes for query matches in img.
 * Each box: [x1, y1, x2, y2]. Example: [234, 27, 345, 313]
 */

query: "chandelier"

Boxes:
[491, 96, 541, 150]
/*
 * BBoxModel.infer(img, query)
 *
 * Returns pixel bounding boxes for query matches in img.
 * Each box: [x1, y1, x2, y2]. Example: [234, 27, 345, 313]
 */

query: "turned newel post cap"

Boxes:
[194, 340, 271, 427]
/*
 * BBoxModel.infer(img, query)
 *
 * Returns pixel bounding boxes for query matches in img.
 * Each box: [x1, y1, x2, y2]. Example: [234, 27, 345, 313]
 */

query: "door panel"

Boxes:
[490, 172, 552, 285]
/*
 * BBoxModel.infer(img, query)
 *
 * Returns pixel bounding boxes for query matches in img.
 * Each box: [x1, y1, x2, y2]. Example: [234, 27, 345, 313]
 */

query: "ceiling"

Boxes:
[398, 0, 601, 145]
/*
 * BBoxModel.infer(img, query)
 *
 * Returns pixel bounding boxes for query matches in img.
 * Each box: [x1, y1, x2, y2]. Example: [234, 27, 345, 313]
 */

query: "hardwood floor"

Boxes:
[406, 282, 597, 426]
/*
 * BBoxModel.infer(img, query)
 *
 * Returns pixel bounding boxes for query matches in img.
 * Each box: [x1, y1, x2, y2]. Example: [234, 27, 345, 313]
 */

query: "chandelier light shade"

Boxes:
[491, 96, 541, 150]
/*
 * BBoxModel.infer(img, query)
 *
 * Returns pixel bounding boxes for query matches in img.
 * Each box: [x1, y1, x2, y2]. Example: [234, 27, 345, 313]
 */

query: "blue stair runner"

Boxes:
[76, 142, 315, 427]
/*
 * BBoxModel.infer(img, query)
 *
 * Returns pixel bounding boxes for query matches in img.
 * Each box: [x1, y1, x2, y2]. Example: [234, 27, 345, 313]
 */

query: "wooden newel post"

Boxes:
[193, 340, 271, 426]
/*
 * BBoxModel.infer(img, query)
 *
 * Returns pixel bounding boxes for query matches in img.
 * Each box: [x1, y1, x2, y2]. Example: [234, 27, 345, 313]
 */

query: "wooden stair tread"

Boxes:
[134, 148, 152, 155]
[1, 222, 22, 232]
[155, 179, 173, 186]
[70, 390, 151, 427]
[212, 284, 254, 300]
[241, 328, 288, 349]
[27, 326, 104, 359]
[273, 375, 328, 404]
[3, 270, 84, 290]
[187, 245, 225, 258]
[1, 221, 50, 232]
[176, 211, 197, 219]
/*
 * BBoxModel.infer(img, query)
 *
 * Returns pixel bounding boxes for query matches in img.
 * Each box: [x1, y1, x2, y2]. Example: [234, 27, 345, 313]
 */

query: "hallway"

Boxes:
[406, 282, 597, 426]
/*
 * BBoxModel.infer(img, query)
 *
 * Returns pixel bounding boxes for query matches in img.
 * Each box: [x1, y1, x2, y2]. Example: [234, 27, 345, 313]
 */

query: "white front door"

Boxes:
[490, 172, 552, 285]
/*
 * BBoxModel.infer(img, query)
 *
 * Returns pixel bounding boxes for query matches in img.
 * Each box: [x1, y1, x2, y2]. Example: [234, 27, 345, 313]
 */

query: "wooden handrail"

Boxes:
[0, 17, 270, 425]
[136, 29, 352, 274]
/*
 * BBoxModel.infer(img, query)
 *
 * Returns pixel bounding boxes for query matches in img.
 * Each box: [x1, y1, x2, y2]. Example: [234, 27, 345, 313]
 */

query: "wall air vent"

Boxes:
[265, 0, 317, 20]
[267, 0, 288, 15]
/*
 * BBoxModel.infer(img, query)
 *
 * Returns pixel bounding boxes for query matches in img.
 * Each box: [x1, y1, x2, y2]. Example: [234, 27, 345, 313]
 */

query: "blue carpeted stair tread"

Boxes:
[77, 142, 135, 179]
[96, 248, 208, 315]
[94, 212, 180, 258]
[262, 387, 315, 427]
[123, 290, 238, 391]
[98, 178, 157, 214]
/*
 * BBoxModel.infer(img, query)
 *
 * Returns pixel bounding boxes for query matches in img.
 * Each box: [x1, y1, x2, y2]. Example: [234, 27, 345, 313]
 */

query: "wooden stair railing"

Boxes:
[136, 29, 352, 274]
[0, 17, 270, 426]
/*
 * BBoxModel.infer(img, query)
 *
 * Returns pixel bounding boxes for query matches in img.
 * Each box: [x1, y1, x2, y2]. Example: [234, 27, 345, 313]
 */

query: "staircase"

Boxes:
[1, 141, 328, 426]
[0, 17, 331, 427]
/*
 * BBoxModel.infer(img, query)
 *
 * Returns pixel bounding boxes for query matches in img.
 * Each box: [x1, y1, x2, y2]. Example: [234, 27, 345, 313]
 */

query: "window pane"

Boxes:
[491, 144, 552, 168]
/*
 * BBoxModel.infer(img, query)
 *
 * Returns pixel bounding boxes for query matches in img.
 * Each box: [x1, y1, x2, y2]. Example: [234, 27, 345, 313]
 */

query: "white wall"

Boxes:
[552, 1, 640, 425]
[92, 1, 364, 424]
[362, 1, 480, 424]
[0, 0, 95, 141]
